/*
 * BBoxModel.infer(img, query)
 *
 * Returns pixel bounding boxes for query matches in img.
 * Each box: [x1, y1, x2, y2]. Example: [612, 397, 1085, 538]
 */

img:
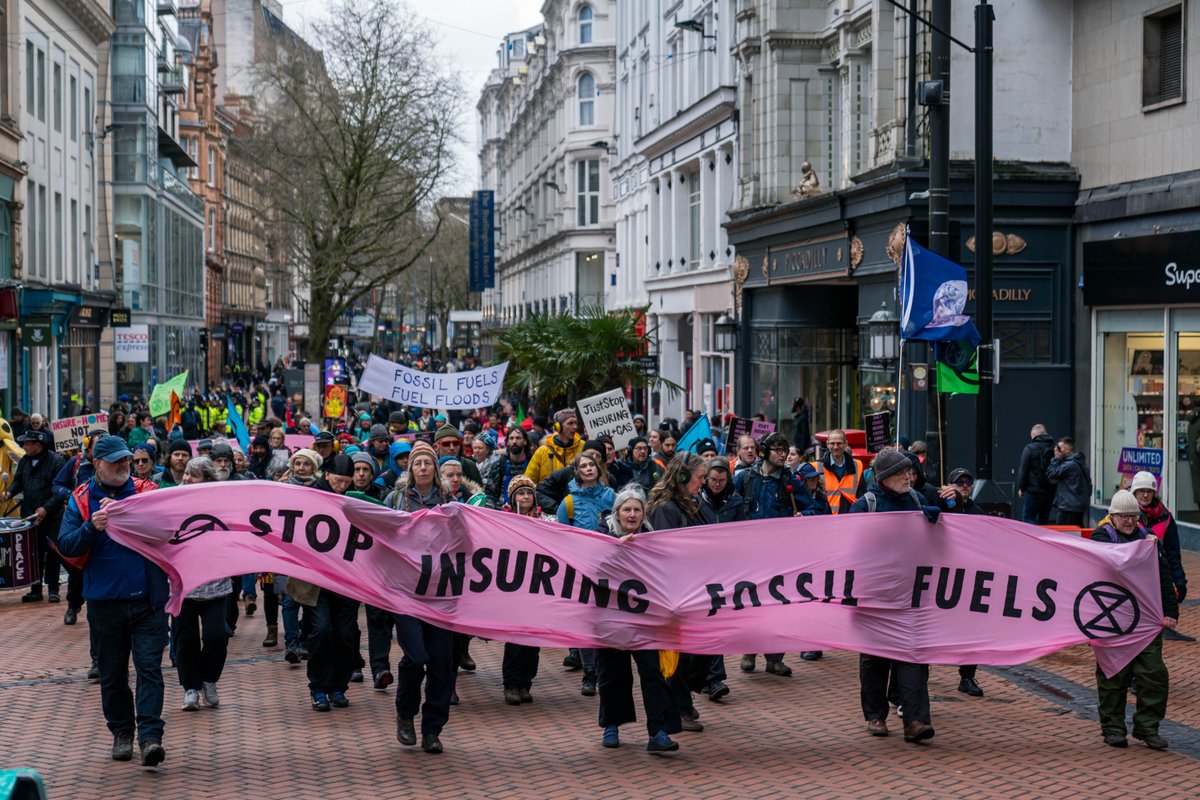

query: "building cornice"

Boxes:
[63, 0, 116, 44]
[635, 86, 736, 162]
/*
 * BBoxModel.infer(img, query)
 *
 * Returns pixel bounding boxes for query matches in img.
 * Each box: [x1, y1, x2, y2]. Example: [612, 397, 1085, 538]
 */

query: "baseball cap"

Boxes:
[93, 436, 134, 463]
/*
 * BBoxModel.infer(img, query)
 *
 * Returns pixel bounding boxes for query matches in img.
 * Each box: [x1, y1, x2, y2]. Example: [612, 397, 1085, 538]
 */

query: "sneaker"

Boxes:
[396, 716, 417, 746]
[563, 650, 583, 670]
[374, 671, 394, 691]
[602, 725, 620, 748]
[330, 691, 349, 708]
[139, 739, 166, 767]
[87, 665, 100, 682]
[740, 654, 756, 672]
[244, 596, 257, 616]
[707, 681, 730, 702]
[47, 592, 61, 603]
[181, 689, 200, 711]
[201, 682, 220, 708]
[957, 677, 984, 697]
[64, 607, 78, 625]
[284, 647, 301, 665]
[311, 692, 331, 712]
[111, 731, 134, 761]
[1135, 733, 1169, 750]
[1104, 732, 1128, 748]
[459, 652, 476, 671]
[20, 590, 43, 603]
[349, 670, 364, 683]
[421, 734, 444, 754]
[581, 672, 597, 696]
[646, 730, 679, 753]
[518, 688, 533, 704]
[765, 660, 792, 677]
[801, 651, 823, 661]
[504, 688, 522, 705]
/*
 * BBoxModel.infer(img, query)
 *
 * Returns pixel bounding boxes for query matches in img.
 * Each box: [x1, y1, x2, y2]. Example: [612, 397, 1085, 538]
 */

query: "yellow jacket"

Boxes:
[525, 433, 584, 485]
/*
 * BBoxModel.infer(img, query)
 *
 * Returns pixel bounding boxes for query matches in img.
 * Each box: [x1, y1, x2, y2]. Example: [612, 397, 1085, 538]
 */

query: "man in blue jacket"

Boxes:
[56, 436, 167, 767]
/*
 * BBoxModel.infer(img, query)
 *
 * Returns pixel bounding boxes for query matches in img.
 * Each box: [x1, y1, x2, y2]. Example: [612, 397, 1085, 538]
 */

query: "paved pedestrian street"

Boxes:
[6, 554, 1200, 799]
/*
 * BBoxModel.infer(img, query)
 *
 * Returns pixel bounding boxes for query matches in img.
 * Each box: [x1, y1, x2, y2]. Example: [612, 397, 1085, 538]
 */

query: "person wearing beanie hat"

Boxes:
[1046, 437, 1092, 527]
[622, 436, 663, 493]
[1128, 472, 1188, 624]
[348, 452, 384, 502]
[700, 456, 746, 526]
[848, 445, 943, 744]
[248, 435, 273, 480]
[363, 424, 393, 473]
[526, 407, 585, 485]
[197, 438, 214, 456]
[470, 430, 504, 506]
[384, 434, 458, 753]
[1090, 488, 1179, 750]
[497, 472, 548, 703]
[432, 424, 484, 487]
[288, 449, 323, 487]
[131, 443, 159, 481]
[156, 439, 194, 488]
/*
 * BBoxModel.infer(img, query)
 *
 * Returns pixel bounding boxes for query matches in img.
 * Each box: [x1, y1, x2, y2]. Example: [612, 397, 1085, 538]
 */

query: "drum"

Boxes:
[0, 517, 39, 591]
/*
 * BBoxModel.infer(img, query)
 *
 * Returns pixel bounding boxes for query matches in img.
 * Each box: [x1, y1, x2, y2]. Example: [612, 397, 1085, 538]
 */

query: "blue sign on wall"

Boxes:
[469, 190, 495, 293]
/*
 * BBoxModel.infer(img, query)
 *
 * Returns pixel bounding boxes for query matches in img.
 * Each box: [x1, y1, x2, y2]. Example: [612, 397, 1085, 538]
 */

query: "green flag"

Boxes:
[516, 404, 526, 424]
[936, 355, 979, 395]
[149, 370, 189, 416]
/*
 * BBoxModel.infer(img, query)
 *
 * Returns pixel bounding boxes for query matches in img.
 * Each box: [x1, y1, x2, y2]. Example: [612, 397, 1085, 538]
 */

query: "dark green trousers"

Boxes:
[1095, 634, 1168, 737]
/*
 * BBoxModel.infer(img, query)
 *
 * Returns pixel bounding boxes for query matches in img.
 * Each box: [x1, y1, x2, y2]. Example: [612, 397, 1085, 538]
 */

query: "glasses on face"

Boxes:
[954, 478, 973, 487]
[1112, 513, 1139, 521]
[133, 458, 151, 465]
[769, 446, 788, 454]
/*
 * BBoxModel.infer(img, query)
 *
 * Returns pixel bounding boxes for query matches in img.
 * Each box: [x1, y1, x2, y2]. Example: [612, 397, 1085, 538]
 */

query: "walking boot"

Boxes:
[262, 625, 278, 648]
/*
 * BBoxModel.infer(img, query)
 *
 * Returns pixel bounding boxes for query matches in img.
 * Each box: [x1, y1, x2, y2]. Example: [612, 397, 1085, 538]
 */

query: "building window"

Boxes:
[1143, 5, 1185, 108]
[71, 199, 78, 281]
[688, 172, 701, 268]
[576, 159, 599, 227]
[39, 185, 47, 277]
[53, 62, 62, 132]
[26, 182, 36, 278]
[69, 75, 77, 141]
[36, 46, 45, 122]
[207, 145, 216, 186]
[578, 72, 595, 126]
[54, 192, 62, 281]
[84, 85, 91, 134]
[578, 4, 593, 44]
[25, 42, 33, 120]
[208, 208, 216, 251]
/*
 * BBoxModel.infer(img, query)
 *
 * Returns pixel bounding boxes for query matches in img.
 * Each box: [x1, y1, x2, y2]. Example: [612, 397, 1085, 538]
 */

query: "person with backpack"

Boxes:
[556, 450, 616, 697]
[1089, 490, 1178, 750]
[525, 408, 584, 484]
[848, 449, 943, 744]
[1017, 424, 1057, 524]
[734, 433, 806, 675]
[1046, 437, 1092, 527]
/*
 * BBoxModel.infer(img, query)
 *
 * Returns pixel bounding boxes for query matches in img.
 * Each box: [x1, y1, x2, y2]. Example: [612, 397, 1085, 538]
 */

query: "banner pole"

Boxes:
[936, 383, 946, 486]
[895, 341, 905, 446]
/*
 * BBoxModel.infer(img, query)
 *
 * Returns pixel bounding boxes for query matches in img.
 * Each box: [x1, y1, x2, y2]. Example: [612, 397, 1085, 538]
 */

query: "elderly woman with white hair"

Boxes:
[593, 484, 684, 754]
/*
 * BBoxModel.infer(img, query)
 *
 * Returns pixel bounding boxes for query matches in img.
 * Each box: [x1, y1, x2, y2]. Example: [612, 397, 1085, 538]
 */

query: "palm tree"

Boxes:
[495, 306, 681, 409]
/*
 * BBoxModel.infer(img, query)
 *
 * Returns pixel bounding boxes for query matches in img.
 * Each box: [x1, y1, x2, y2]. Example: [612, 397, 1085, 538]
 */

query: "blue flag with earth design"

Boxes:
[899, 236, 982, 347]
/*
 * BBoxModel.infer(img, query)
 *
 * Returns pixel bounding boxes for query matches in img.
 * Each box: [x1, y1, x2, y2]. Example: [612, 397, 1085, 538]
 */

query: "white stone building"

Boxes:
[477, 1, 616, 334]
[612, 0, 739, 423]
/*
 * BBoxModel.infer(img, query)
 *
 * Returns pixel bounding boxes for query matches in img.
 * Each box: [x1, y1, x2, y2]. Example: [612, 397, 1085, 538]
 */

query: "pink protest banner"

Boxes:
[104, 483, 1164, 676]
[284, 434, 314, 451]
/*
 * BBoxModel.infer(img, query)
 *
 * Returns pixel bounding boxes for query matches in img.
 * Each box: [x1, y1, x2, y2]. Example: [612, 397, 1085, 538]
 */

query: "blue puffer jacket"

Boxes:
[733, 464, 805, 520]
[557, 480, 616, 531]
[56, 477, 169, 608]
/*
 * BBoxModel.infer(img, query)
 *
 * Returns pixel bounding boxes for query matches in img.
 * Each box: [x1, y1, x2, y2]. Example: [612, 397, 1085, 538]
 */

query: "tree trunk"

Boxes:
[307, 302, 338, 363]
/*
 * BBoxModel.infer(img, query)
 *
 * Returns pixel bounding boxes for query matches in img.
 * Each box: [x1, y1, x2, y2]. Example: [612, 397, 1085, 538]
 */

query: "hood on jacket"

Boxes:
[567, 478, 608, 496]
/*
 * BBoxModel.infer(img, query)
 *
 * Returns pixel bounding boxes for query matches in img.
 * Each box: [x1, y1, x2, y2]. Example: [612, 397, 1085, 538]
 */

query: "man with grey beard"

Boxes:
[57, 436, 167, 767]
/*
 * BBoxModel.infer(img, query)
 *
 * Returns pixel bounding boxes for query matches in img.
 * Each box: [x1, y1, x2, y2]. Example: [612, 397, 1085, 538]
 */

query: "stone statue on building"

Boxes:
[793, 161, 822, 199]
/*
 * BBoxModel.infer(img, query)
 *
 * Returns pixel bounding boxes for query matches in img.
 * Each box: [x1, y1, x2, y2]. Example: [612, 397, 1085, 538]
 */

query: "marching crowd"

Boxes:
[0, 386, 1187, 767]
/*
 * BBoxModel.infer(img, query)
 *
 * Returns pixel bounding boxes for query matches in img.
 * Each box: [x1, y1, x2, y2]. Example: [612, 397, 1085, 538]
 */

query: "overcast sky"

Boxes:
[286, 0, 544, 196]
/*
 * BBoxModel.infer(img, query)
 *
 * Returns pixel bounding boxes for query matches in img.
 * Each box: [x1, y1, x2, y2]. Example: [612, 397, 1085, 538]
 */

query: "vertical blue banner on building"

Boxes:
[469, 190, 495, 293]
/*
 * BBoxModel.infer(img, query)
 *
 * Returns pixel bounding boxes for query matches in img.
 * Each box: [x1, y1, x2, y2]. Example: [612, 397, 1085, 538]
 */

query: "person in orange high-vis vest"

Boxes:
[814, 429, 864, 514]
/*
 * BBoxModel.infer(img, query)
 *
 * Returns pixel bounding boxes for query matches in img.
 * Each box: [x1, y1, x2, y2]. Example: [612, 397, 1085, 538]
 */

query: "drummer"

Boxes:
[1, 429, 66, 604]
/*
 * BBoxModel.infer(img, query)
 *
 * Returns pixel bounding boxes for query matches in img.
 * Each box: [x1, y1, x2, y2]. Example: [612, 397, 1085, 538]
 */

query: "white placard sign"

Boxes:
[50, 412, 109, 454]
[358, 354, 508, 409]
[576, 388, 635, 450]
[114, 324, 150, 363]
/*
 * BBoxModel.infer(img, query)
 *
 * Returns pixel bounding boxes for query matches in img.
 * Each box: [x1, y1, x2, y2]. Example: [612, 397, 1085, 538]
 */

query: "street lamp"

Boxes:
[714, 314, 739, 353]
[862, 302, 900, 364]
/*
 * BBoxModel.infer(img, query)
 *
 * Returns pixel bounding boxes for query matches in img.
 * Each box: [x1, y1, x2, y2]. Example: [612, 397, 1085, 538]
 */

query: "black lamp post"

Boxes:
[862, 302, 900, 366]
[714, 314, 739, 354]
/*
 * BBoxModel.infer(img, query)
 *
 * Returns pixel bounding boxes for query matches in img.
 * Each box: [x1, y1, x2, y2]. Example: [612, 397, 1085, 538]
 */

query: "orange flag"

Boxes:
[167, 391, 182, 432]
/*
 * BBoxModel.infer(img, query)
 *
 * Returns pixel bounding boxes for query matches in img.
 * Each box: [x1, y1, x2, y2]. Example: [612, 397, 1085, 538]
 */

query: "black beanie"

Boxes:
[167, 440, 193, 456]
[325, 453, 355, 477]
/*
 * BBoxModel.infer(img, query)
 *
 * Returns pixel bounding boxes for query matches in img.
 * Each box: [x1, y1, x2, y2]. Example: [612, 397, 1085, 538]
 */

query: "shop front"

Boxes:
[1083, 230, 1200, 542]
[728, 164, 1078, 493]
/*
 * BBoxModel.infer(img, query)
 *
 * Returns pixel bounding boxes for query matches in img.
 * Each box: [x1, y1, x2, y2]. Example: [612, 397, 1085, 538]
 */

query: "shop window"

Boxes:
[1143, 4, 1185, 109]
[996, 320, 1053, 364]
[1099, 330, 1164, 508]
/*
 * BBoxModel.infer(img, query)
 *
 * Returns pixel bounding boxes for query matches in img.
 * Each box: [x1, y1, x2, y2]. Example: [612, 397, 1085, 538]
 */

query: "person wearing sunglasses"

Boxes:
[936, 467, 987, 698]
[131, 444, 159, 481]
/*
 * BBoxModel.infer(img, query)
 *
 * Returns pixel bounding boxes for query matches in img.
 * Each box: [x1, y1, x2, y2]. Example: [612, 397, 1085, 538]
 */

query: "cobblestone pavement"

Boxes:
[3, 552, 1200, 799]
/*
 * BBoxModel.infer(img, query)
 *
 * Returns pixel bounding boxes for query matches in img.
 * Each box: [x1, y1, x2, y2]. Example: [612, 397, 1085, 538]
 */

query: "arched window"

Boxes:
[578, 72, 595, 125]
[578, 5, 593, 44]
